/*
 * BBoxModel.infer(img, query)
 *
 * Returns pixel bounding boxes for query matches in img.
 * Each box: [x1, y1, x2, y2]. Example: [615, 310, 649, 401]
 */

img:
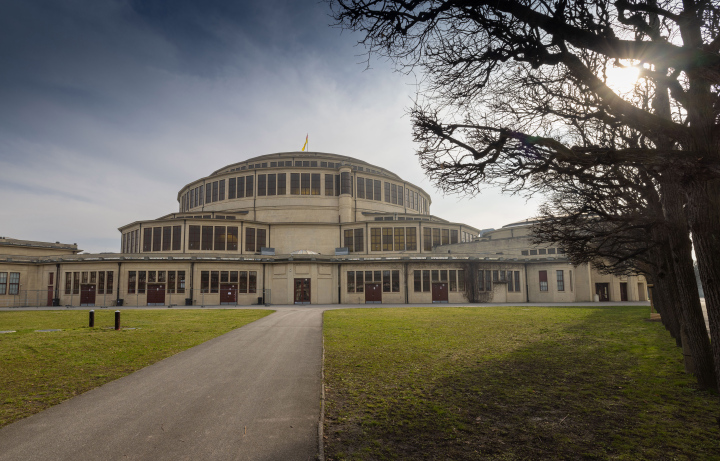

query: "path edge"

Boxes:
[318, 310, 326, 461]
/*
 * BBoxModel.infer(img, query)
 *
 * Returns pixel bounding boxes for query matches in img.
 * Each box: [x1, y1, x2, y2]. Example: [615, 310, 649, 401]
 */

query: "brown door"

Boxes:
[47, 286, 54, 306]
[432, 283, 449, 303]
[220, 284, 237, 304]
[620, 283, 628, 301]
[365, 283, 382, 303]
[294, 278, 311, 304]
[147, 284, 166, 305]
[595, 283, 610, 302]
[80, 285, 96, 305]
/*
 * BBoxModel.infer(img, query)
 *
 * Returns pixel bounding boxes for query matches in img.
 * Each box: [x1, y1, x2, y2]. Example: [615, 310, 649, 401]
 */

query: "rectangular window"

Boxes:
[63, 272, 70, 295]
[539, 270, 548, 292]
[391, 184, 397, 204]
[219, 180, 225, 201]
[493, 270, 499, 282]
[449, 271, 457, 291]
[478, 270, 484, 292]
[168, 271, 176, 294]
[356, 271, 364, 293]
[569, 270, 573, 292]
[432, 270, 439, 282]
[229, 177, 236, 199]
[3, 272, 17, 295]
[245, 227, 256, 252]
[486, 271, 492, 292]
[237, 177, 245, 198]
[172, 225, 181, 251]
[347, 271, 355, 293]
[277, 173, 287, 195]
[127, 271, 136, 294]
[382, 228, 393, 251]
[458, 270, 465, 291]
[422, 270, 430, 292]
[365, 178, 373, 200]
[178, 271, 185, 293]
[344, 229, 354, 251]
[557, 270, 565, 291]
[365, 271, 373, 283]
[357, 177, 365, 198]
[539, 248, 547, 255]
[90, 271, 96, 284]
[441, 229, 449, 245]
[148, 271, 156, 283]
[257, 174, 267, 196]
[384, 182, 391, 202]
[73, 272, 80, 294]
[249, 271, 257, 293]
[98, 271, 105, 294]
[324, 174, 334, 196]
[414, 270, 421, 292]
[301, 173, 310, 195]
[220, 271, 229, 283]
[214, 226, 226, 251]
[406, 228, 417, 251]
[311, 173, 321, 195]
[212, 181, 219, 202]
[158, 271, 166, 283]
[152, 227, 161, 252]
[515, 271, 521, 293]
[257, 229, 267, 250]
[143, 228, 152, 252]
[394, 228, 405, 251]
[206, 184, 212, 203]
[371, 228, 381, 251]
[267, 174, 276, 196]
[189, 225, 201, 250]
[391, 270, 400, 292]
[211, 271, 219, 293]
[246, 175, 254, 197]
[201, 226, 213, 250]
[201, 271, 209, 293]
[239, 271, 248, 293]
[291, 173, 301, 195]
[508, 272, 514, 291]
[423, 228, 432, 251]
[354, 228, 364, 252]
[106, 271, 113, 294]
[374, 180, 381, 201]
[398, 186, 404, 206]
[227, 226, 239, 251]
[138, 271, 146, 294]
[432, 228, 441, 247]
[341, 172, 351, 195]
[451, 230, 459, 244]
[162, 226, 171, 251]
[383, 270, 391, 292]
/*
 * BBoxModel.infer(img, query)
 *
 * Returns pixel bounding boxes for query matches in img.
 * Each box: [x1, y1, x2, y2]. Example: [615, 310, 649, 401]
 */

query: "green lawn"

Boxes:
[0, 309, 272, 427]
[323, 306, 720, 460]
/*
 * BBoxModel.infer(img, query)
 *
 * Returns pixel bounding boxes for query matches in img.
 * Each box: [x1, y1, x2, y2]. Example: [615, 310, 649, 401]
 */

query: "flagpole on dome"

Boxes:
[301, 134, 308, 152]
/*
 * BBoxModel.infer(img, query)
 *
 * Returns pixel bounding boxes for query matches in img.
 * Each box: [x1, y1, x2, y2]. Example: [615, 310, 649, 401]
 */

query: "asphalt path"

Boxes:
[0, 307, 324, 461]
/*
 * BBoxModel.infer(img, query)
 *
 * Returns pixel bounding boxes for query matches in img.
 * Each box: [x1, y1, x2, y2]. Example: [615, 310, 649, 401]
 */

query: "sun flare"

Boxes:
[604, 62, 641, 95]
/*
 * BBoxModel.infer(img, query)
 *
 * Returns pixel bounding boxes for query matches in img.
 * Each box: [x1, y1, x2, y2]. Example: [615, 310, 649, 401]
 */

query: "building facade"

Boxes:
[0, 152, 646, 307]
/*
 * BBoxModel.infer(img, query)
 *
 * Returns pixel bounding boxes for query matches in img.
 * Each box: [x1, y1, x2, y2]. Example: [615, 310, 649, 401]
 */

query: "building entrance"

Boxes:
[147, 284, 165, 306]
[365, 283, 382, 303]
[220, 284, 237, 304]
[80, 284, 96, 306]
[294, 278, 311, 304]
[432, 283, 449, 303]
[620, 282, 628, 301]
[47, 286, 54, 306]
[595, 283, 610, 302]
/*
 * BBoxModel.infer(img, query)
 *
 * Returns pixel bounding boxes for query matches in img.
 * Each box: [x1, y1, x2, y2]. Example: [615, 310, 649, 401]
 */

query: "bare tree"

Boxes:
[330, 0, 720, 390]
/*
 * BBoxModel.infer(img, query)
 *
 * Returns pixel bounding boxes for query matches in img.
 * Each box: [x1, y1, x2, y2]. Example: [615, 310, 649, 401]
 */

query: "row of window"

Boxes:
[0, 272, 20, 295]
[413, 270, 466, 292]
[347, 270, 401, 293]
[227, 159, 384, 174]
[127, 271, 186, 294]
[200, 271, 257, 293]
[475, 270, 523, 293]
[369, 227, 418, 252]
[123, 229, 141, 254]
[538, 270, 572, 292]
[64, 271, 114, 295]
[180, 173, 428, 214]
[186, 226, 267, 252]
[422, 228, 461, 250]
[141, 226, 183, 253]
[521, 248, 565, 256]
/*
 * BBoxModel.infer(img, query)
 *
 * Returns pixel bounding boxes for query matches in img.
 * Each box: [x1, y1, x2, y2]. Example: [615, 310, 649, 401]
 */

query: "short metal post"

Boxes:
[89, 310, 95, 327]
[115, 310, 121, 330]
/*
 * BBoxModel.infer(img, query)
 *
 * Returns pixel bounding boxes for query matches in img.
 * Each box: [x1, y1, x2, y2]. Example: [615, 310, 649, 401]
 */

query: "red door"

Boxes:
[47, 286, 53, 306]
[220, 284, 237, 304]
[432, 283, 449, 303]
[80, 285, 96, 306]
[294, 278, 311, 304]
[365, 283, 382, 304]
[147, 284, 166, 305]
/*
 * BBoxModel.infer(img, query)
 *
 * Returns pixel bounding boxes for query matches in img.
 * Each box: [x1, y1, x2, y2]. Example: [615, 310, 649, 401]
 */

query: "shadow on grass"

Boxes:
[324, 307, 720, 460]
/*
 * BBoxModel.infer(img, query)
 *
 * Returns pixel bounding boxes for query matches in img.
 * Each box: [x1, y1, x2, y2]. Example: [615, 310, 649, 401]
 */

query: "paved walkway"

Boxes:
[0, 308, 324, 461]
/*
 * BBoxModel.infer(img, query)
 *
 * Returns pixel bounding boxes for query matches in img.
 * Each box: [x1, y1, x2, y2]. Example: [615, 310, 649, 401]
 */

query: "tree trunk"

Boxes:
[684, 178, 720, 393]
[660, 177, 717, 390]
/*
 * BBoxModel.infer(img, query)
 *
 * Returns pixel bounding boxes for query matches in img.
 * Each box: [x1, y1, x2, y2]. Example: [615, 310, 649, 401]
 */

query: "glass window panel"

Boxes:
[143, 228, 152, 252]
[422, 270, 430, 292]
[311, 173, 320, 195]
[414, 270, 421, 292]
[219, 179, 225, 201]
[212, 181, 218, 202]
[449, 271, 457, 291]
[356, 272, 364, 293]
[277, 173, 287, 195]
[237, 177, 245, 198]
[221, 271, 229, 283]
[177, 271, 185, 293]
[354, 228, 364, 252]
[246, 175, 254, 197]
[440, 270, 448, 282]
[245, 227, 256, 252]
[406, 228, 417, 251]
[382, 228, 393, 251]
[423, 228, 432, 251]
[383, 270, 391, 292]
[138, 271, 146, 294]
[374, 271, 381, 283]
[384, 182, 391, 202]
[257, 174, 267, 196]
[347, 271, 355, 292]
[268, 174, 276, 196]
[341, 172, 351, 195]
[201, 226, 213, 250]
[214, 226, 226, 251]
[458, 270, 465, 291]
[344, 230, 353, 250]
[394, 228, 405, 251]
[168, 271, 176, 293]
[249, 271, 257, 293]
[229, 177, 236, 199]
[366, 178, 373, 200]
[357, 177, 365, 199]
[162, 226, 171, 251]
[127, 271, 136, 294]
[432, 228, 441, 247]
[301, 173, 310, 195]
[324, 174, 334, 196]
[211, 271, 219, 293]
[257, 229, 267, 249]
[371, 228, 381, 251]
[227, 226, 239, 251]
[291, 173, 301, 195]
[391, 270, 400, 292]
[189, 225, 201, 250]
[239, 271, 248, 293]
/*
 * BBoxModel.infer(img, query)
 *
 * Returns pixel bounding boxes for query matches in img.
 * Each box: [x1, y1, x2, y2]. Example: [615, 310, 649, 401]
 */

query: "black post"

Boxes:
[89, 310, 95, 328]
[115, 310, 121, 330]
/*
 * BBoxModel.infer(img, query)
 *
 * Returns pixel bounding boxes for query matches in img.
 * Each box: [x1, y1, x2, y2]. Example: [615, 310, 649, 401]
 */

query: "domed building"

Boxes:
[0, 152, 647, 307]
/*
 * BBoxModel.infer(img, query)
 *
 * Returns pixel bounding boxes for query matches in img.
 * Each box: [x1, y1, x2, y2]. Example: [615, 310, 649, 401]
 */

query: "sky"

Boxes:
[0, 0, 541, 254]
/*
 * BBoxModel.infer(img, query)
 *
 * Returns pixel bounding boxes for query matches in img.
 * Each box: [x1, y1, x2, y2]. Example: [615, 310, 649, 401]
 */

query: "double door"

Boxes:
[432, 283, 449, 303]
[80, 284, 96, 306]
[147, 284, 165, 305]
[294, 278, 311, 304]
[595, 283, 610, 302]
[365, 283, 382, 304]
[220, 284, 237, 304]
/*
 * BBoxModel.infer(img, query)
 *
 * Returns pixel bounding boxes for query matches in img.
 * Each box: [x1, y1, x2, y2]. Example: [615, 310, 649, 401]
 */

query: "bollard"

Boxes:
[89, 310, 95, 328]
[115, 310, 121, 330]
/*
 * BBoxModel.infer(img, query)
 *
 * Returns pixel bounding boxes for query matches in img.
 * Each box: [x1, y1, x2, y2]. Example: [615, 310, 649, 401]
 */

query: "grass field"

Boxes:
[0, 308, 272, 427]
[323, 306, 720, 460]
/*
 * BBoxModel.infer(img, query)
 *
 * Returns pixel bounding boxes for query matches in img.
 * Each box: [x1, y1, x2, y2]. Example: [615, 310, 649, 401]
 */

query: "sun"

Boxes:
[603, 61, 641, 95]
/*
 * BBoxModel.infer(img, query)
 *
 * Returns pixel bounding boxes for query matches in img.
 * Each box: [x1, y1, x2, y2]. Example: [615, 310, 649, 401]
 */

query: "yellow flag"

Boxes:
[301, 134, 308, 152]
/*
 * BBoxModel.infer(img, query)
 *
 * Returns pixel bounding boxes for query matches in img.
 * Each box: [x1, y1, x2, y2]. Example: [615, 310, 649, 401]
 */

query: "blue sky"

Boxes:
[0, 0, 540, 253]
